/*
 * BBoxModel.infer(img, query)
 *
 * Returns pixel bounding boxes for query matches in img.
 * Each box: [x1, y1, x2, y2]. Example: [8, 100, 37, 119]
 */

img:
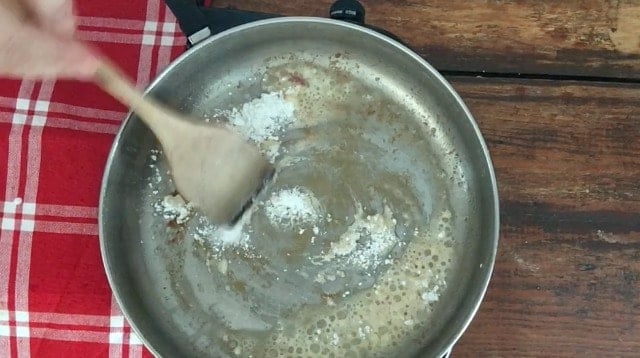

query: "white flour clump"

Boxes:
[265, 187, 321, 227]
[227, 92, 295, 142]
[320, 205, 398, 269]
[421, 286, 440, 304]
[154, 194, 192, 224]
[147, 149, 163, 193]
[195, 220, 251, 250]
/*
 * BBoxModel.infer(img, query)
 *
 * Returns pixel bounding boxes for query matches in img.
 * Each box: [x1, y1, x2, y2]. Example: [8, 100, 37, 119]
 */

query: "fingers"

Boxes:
[0, 19, 99, 80]
[26, 0, 76, 37]
[0, 0, 34, 21]
[0, 0, 97, 80]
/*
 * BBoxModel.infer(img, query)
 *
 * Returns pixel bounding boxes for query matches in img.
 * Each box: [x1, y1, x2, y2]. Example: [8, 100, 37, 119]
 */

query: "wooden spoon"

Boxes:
[93, 61, 273, 224]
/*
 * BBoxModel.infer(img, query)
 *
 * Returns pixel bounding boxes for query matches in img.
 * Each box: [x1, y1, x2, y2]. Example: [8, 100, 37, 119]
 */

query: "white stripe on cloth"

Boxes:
[0, 336, 7, 355]
[109, 298, 125, 358]
[0, 207, 98, 235]
[41, 116, 121, 134]
[77, 17, 146, 30]
[0, 115, 120, 135]
[136, 0, 161, 88]
[13, 311, 109, 327]
[0, 99, 125, 135]
[0, 326, 144, 347]
[0, 97, 125, 123]
[77, 15, 182, 36]
[2, 310, 136, 328]
[32, 221, 98, 236]
[34, 204, 98, 219]
[28, 328, 108, 343]
[77, 17, 183, 46]
[0, 81, 35, 358]
[47, 102, 125, 122]
[77, 31, 149, 45]
[128, 341, 144, 356]
[15, 80, 55, 357]
[0, 311, 145, 346]
[155, 9, 180, 76]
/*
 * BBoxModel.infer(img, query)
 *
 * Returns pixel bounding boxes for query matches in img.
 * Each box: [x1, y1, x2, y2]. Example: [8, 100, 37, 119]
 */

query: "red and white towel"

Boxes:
[0, 1, 186, 356]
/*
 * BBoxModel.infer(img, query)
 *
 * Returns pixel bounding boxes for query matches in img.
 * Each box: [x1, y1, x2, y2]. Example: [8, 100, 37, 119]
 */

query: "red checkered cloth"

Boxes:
[0, 1, 186, 356]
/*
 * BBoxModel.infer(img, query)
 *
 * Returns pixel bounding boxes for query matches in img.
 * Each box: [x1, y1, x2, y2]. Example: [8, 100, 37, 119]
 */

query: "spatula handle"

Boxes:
[93, 61, 169, 133]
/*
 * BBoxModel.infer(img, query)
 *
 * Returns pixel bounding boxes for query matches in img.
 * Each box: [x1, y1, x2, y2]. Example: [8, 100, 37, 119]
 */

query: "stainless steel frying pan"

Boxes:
[99, 16, 499, 358]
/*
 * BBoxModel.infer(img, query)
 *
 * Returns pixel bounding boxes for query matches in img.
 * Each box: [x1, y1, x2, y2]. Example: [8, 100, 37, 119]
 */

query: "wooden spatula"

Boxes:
[93, 61, 273, 224]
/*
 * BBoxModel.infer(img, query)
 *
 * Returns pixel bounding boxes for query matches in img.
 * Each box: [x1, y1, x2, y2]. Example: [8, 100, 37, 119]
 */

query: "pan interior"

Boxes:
[100, 19, 496, 358]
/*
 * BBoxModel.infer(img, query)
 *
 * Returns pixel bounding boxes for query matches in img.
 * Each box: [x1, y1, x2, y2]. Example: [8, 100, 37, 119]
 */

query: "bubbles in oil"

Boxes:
[250, 208, 457, 358]
[154, 54, 466, 358]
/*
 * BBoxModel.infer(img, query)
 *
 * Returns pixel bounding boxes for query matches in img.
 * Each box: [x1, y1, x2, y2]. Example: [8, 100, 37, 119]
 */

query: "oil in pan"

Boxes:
[148, 54, 462, 357]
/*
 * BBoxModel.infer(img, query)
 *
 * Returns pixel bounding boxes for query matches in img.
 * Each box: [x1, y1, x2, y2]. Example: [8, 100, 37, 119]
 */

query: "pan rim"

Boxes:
[98, 16, 500, 357]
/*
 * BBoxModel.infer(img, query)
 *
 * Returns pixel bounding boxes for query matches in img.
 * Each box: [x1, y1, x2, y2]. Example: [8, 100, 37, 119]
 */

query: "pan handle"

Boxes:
[329, 0, 365, 24]
[329, 0, 409, 46]
[164, 0, 212, 47]
[163, 0, 278, 47]
[163, 0, 408, 48]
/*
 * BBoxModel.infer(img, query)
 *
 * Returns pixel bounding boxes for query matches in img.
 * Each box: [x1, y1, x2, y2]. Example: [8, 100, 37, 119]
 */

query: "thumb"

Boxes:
[0, 24, 99, 80]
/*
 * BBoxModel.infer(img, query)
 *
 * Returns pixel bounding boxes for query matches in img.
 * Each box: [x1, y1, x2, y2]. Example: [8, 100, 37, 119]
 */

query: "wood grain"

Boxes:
[447, 77, 640, 357]
[212, 0, 640, 79]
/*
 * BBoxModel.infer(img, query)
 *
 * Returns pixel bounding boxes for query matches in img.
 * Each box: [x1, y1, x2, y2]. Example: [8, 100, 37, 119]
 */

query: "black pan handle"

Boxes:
[163, 0, 408, 49]
[164, 0, 212, 47]
[329, 0, 365, 24]
[163, 0, 277, 47]
[199, 7, 278, 35]
[329, 0, 408, 46]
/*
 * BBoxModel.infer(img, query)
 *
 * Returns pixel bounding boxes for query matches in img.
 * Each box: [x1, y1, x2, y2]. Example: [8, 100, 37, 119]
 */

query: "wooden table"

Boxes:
[211, 1, 640, 356]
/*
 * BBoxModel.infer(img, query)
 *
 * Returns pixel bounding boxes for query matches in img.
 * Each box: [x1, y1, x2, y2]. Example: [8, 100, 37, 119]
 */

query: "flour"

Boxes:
[319, 205, 398, 270]
[330, 333, 340, 346]
[148, 149, 163, 194]
[207, 91, 296, 163]
[264, 187, 322, 227]
[154, 194, 192, 224]
[216, 209, 253, 248]
[150, 90, 300, 247]
[226, 92, 295, 142]
[421, 287, 440, 304]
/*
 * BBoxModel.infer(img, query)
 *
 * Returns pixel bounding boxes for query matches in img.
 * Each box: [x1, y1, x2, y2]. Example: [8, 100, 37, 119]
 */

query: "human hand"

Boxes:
[0, 0, 99, 79]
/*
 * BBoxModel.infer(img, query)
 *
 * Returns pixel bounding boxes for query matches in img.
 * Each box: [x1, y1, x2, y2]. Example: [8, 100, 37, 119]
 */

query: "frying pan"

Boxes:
[99, 8, 499, 358]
